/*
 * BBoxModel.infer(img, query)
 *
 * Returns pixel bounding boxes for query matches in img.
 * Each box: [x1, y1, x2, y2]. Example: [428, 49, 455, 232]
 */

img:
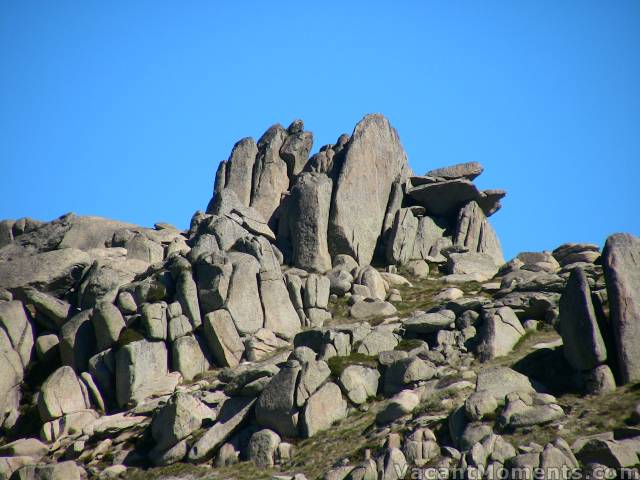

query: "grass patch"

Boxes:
[126, 462, 212, 480]
[395, 339, 426, 352]
[327, 353, 379, 377]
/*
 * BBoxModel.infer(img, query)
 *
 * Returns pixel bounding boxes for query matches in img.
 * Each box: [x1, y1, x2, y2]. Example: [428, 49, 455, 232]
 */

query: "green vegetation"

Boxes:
[327, 352, 379, 377]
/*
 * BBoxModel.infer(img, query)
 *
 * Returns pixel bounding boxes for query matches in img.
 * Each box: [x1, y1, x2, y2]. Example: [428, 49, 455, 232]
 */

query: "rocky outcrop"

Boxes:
[558, 268, 608, 372]
[2, 113, 637, 480]
[328, 114, 410, 265]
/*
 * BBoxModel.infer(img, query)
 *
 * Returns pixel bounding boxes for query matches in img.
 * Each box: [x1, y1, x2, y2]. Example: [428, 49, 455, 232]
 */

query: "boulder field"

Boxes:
[0, 114, 638, 479]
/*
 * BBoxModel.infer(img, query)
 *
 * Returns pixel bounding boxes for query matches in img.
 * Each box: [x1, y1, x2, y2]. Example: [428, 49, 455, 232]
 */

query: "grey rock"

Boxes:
[338, 365, 380, 404]
[301, 382, 347, 438]
[171, 334, 210, 382]
[250, 124, 290, 225]
[350, 299, 397, 320]
[167, 314, 193, 342]
[116, 291, 137, 314]
[174, 269, 202, 329]
[245, 328, 289, 362]
[465, 390, 499, 422]
[304, 274, 331, 310]
[498, 392, 564, 429]
[574, 438, 640, 468]
[328, 114, 410, 265]
[151, 392, 211, 452]
[0, 300, 33, 368]
[194, 254, 232, 315]
[408, 179, 480, 217]
[124, 233, 164, 264]
[115, 339, 177, 408]
[376, 390, 420, 424]
[447, 252, 500, 282]
[35, 334, 59, 363]
[426, 162, 484, 181]
[281, 127, 313, 177]
[19, 288, 71, 327]
[78, 259, 146, 309]
[256, 361, 301, 437]
[459, 423, 493, 451]
[327, 268, 353, 297]
[295, 360, 331, 408]
[260, 269, 301, 340]
[406, 260, 430, 278]
[475, 367, 537, 402]
[203, 309, 244, 368]
[386, 208, 419, 265]
[248, 429, 281, 467]
[553, 243, 600, 266]
[11, 461, 82, 480]
[38, 366, 90, 421]
[384, 357, 436, 395]
[379, 447, 407, 480]
[454, 201, 504, 265]
[558, 268, 608, 371]
[59, 310, 96, 372]
[225, 253, 264, 335]
[188, 397, 255, 463]
[603, 233, 640, 384]
[355, 266, 387, 301]
[356, 329, 399, 355]
[584, 365, 617, 395]
[141, 302, 168, 341]
[402, 310, 456, 334]
[0, 248, 90, 296]
[476, 307, 525, 360]
[287, 172, 333, 272]
[0, 438, 48, 459]
[222, 137, 258, 206]
[91, 301, 126, 351]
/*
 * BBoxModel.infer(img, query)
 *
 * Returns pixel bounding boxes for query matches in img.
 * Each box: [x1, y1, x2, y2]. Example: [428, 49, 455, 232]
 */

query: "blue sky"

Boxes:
[1, 1, 639, 260]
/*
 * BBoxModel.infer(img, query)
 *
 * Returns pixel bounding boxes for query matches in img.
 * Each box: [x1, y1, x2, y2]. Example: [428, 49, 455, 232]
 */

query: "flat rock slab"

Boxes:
[188, 397, 255, 463]
[407, 179, 480, 217]
[350, 299, 397, 319]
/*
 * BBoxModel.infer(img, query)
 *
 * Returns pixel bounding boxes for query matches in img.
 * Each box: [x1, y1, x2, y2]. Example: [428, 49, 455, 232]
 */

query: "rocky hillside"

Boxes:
[0, 114, 638, 480]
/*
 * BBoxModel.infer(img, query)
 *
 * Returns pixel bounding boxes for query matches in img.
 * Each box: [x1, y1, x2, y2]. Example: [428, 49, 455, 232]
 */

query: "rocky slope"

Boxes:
[0, 114, 639, 480]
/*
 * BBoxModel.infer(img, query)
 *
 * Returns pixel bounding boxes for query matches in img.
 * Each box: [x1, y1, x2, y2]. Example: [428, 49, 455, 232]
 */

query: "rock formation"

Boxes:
[0, 114, 638, 480]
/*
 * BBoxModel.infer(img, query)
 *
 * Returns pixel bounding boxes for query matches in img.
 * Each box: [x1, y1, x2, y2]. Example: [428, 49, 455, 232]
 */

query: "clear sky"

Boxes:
[1, 1, 639, 260]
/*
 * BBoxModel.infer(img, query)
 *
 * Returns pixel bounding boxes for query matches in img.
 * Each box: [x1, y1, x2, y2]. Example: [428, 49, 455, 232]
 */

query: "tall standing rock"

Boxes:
[250, 125, 289, 226]
[223, 138, 258, 207]
[558, 268, 608, 372]
[455, 201, 504, 266]
[287, 172, 333, 272]
[603, 233, 640, 384]
[225, 253, 264, 335]
[280, 120, 313, 179]
[328, 114, 410, 265]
